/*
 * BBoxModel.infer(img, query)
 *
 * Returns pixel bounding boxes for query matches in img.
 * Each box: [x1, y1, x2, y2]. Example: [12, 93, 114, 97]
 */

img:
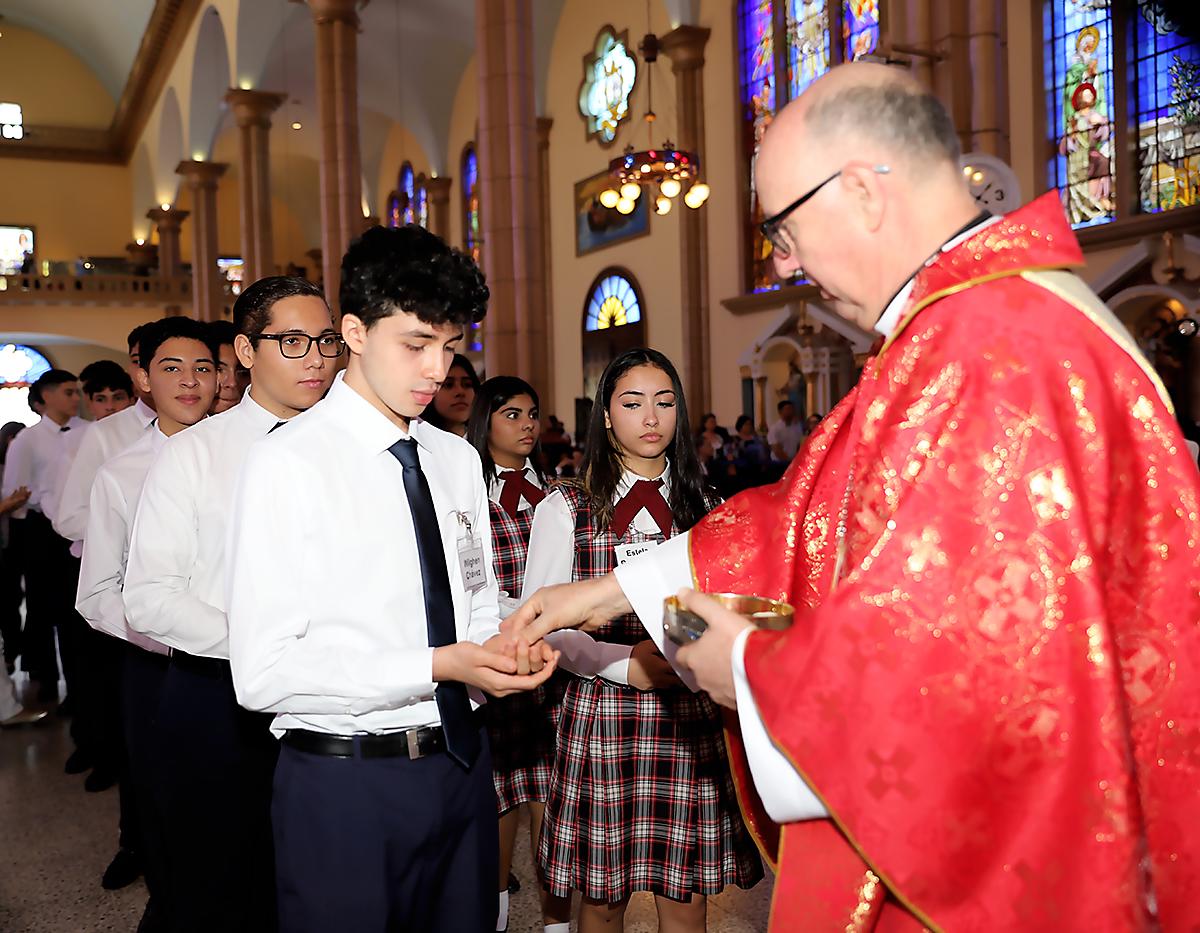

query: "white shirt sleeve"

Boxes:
[75, 470, 129, 641]
[731, 626, 828, 822]
[123, 441, 228, 655]
[2, 432, 33, 520]
[521, 491, 634, 685]
[227, 441, 438, 716]
[54, 424, 105, 544]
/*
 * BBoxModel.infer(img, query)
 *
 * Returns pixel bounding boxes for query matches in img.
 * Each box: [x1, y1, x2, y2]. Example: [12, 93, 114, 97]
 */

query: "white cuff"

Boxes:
[732, 626, 828, 823]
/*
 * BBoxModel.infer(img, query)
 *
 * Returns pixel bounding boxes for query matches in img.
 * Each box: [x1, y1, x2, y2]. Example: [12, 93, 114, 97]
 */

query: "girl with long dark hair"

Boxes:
[422, 353, 478, 436]
[522, 348, 761, 932]
[465, 376, 571, 933]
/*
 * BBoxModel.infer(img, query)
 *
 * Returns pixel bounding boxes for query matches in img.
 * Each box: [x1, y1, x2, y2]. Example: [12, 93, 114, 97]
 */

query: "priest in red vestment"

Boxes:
[508, 63, 1200, 931]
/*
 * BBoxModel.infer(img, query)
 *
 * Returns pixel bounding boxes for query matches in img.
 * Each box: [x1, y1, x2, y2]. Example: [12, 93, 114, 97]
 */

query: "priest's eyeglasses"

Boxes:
[259, 332, 346, 359]
[760, 164, 891, 260]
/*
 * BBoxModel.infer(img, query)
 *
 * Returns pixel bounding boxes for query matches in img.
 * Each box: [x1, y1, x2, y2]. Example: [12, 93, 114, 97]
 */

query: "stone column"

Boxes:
[425, 176, 453, 241]
[534, 116, 554, 392]
[967, 0, 1002, 155]
[661, 25, 712, 420]
[307, 0, 367, 313]
[476, 0, 543, 394]
[146, 206, 188, 279]
[224, 88, 286, 284]
[360, 213, 380, 236]
[125, 241, 158, 276]
[176, 160, 228, 321]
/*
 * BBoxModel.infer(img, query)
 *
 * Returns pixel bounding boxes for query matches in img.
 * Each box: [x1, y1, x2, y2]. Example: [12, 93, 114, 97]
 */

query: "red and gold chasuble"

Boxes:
[691, 193, 1200, 931]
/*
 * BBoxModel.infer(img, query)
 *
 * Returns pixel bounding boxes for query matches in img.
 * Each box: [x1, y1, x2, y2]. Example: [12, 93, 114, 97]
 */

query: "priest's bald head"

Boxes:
[755, 62, 980, 330]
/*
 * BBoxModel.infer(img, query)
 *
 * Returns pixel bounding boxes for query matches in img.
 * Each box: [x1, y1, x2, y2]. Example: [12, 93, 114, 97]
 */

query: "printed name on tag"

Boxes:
[614, 540, 658, 567]
[458, 539, 487, 592]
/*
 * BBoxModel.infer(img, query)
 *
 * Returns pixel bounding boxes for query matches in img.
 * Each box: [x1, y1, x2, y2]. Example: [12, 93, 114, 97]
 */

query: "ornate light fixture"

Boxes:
[599, 15, 710, 214]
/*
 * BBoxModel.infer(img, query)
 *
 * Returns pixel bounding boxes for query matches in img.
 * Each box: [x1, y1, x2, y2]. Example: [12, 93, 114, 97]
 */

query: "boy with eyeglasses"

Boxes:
[123, 275, 339, 932]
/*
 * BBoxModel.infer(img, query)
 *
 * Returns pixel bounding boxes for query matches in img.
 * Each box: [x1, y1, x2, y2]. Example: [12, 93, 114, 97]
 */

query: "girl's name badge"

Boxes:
[614, 540, 658, 567]
[454, 511, 487, 592]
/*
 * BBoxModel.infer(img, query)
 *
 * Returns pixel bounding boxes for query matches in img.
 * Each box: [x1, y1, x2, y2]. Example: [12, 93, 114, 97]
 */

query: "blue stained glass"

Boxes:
[787, 0, 830, 99]
[842, 0, 879, 61]
[1132, 4, 1200, 213]
[0, 344, 50, 386]
[386, 193, 402, 229]
[463, 145, 481, 265]
[1044, 1, 1116, 228]
[739, 0, 778, 292]
[400, 163, 415, 225]
[585, 274, 642, 332]
[416, 184, 428, 229]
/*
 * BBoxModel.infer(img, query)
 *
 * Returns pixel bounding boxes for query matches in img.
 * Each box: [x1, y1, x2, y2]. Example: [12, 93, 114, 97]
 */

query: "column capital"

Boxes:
[425, 176, 452, 204]
[126, 241, 158, 266]
[660, 25, 711, 72]
[224, 88, 287, 128]
[300, 0, 367, 26]
[536, 116, 553, 148]
[176, 160, 228, 188]
[147, 206, 189, 230]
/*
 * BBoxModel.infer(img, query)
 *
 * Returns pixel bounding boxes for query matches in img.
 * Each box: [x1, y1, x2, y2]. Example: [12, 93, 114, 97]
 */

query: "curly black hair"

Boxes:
[339, 224, 489, 330]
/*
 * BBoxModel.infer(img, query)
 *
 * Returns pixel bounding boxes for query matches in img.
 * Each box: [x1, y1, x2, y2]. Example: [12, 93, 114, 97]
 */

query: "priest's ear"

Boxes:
[840, 162, 888, 234]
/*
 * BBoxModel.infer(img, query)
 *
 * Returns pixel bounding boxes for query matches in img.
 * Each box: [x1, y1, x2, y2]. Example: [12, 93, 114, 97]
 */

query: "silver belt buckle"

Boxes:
[406, 728, 421, 760]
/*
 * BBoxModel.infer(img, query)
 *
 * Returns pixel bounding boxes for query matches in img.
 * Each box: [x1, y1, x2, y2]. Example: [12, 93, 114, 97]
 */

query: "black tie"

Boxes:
[268, 420, 286, 434]
[388, 437, 480, 769]
[60, 426, 70, 432]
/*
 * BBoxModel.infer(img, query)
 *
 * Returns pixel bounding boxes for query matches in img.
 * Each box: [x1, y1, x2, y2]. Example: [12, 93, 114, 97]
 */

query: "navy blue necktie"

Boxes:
[389, 438, 479, 769]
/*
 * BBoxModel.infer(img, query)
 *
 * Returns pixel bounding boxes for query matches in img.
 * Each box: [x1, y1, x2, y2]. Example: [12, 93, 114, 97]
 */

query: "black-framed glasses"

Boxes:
[759, 164, 891, 260]
[258, 332, 345, 359]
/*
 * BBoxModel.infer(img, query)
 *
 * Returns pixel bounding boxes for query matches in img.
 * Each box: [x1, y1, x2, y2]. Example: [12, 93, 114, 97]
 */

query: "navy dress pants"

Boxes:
[271, 727, 497, 933]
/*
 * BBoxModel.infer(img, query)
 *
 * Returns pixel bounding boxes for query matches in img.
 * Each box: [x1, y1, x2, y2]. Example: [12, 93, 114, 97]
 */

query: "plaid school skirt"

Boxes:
[537, 677, 763, 903]
[483, 672, 567, 813]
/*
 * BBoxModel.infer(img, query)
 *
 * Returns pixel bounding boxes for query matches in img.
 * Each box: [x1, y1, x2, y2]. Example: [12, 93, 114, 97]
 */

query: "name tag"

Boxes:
[458, 538, 487, 592]
[614, 540, 658, 567]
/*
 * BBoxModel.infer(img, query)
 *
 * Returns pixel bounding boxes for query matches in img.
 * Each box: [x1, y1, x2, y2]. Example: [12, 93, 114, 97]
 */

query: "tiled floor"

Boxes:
[0, 675, 772, 932]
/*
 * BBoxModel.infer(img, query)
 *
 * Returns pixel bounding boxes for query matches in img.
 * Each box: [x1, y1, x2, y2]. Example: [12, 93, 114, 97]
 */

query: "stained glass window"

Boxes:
[584, 273, 642, 331]
[1045, 4, 1116, 228]
[788, 1, 831, 100]
[740, 0, 779, 292]
[386, 192, 402, 228]
[415, 180, 428, 229]
[0, 344, 51, 427]
[1133, 5, 1200, 213]
[842, 0, 879, 61]
[579, 28, 637, 144]
[400, 163, 415, 226]
[462, 144, 481, 266]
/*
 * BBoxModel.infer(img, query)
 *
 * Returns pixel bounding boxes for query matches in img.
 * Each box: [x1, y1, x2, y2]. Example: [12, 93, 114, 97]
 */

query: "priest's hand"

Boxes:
[502, 575, 632, 646]
[673, 589, 753, 709]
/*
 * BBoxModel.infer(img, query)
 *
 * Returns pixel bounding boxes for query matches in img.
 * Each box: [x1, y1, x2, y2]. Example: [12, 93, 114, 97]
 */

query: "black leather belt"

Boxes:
[168, 650, 229, 679]
[282, 726, 447, 760]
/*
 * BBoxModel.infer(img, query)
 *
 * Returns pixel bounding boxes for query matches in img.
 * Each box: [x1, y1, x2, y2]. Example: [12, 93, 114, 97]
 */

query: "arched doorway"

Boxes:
[581, 268, 646, 402]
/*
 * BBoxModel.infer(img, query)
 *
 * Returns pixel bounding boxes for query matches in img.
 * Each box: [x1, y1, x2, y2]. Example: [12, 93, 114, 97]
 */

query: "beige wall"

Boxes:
[0, 25, 115, 128]
[0, 305, 159, 353]
[446, 58, 480, 254]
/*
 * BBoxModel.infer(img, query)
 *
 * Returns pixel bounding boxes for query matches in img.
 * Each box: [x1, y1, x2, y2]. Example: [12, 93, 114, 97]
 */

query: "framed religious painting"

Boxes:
[574, 169, 650, 256]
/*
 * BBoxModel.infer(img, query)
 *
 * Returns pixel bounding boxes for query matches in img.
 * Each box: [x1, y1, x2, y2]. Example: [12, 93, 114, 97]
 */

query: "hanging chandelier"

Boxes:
[599, 23, 710, 215]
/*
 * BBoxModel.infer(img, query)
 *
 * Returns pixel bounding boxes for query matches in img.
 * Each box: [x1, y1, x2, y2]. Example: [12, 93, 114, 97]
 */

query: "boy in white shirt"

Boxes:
[76, 316, 219, 929]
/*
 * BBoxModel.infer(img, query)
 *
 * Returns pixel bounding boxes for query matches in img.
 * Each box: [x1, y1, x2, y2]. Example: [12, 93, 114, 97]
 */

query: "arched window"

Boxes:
[400, 163, 415, 225]
[739, 1, 845, 293]
[415, 176, 429, 229]
[0, 343, 51, 427]
[585, 272, 643, 330]
[1045, 2, 1199, 230]
[461, 144, 481, 266]
[581, 269, 646, 399]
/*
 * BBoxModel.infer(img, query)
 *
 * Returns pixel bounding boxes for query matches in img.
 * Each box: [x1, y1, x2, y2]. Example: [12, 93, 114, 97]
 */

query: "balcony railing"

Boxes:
[0, 273, 192, 306]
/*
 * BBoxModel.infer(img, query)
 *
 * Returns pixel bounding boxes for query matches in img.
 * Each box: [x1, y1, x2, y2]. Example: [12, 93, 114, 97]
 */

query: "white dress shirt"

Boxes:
[611, 212, 1007, 824]
[227, 373, 503, 737]
[521, 466, 680, 686]
[54, 400, 156, 551]
[76, 426, 170, 655]
[1, 414, 87, 520]
[124, 390, 281, 659]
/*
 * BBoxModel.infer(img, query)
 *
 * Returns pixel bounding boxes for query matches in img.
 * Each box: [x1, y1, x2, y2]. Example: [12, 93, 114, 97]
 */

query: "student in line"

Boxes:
[423, 352, 479, 436]
[123, 276, 339, 933]
[208, 320, 243, 415]
[228, 226, 557, 933]
[76, 316, 220, 930]
[523, 348, 762, 933]
[466, 376, 572, 933]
